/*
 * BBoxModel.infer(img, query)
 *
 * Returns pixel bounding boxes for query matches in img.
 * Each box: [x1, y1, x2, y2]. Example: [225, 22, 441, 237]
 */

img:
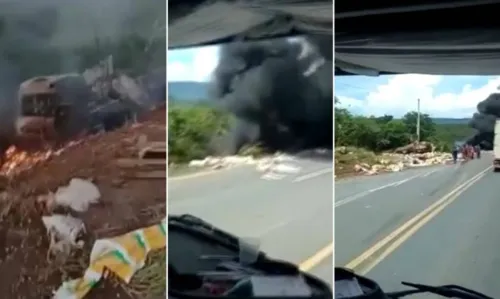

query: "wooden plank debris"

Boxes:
[116, 134, 167, 179]
[138, 142, 166, 160]
[128, 170, 166, 179]
[115, 158, 166, 168]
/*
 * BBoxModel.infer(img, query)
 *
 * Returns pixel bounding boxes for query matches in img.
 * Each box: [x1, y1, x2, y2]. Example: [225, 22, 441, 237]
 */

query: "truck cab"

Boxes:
[16, 76, 63, 142]
[16, 74, 91, 146]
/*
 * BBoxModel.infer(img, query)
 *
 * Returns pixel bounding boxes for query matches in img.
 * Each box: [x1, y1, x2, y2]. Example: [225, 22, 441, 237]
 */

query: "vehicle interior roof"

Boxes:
[168, 0, 332, 49]
[335, 0, 500, 76]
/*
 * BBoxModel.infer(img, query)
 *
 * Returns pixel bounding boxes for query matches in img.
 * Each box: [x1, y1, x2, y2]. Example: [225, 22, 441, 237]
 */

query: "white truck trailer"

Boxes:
[494, 120, 500, 171]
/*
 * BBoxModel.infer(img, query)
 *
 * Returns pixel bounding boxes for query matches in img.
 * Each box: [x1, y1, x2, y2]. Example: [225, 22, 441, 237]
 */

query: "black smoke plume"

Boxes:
[210, 36, 333, 154]
[468, 93, 500, 149]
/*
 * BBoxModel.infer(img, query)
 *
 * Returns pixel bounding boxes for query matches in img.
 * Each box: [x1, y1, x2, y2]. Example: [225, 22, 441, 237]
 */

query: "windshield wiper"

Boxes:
[387, 282, 493, 299]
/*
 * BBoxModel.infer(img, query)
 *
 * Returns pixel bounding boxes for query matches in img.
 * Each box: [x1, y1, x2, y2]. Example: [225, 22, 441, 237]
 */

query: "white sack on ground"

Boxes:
[52, 178, 101, 212]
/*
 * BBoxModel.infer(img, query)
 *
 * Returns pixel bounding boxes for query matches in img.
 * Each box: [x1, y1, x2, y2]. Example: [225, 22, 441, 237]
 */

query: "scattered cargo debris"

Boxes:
[335, 143, 453, 177]
[186, 152, 306, 180]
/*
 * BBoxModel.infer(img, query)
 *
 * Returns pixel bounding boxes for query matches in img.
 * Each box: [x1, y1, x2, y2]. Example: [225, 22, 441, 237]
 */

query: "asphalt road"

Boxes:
[336, 153, 498, 297]
[168, 152, 333, 284]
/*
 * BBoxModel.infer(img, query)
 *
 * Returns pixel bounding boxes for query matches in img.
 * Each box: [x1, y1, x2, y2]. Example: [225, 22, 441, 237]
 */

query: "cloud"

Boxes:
[336, 75, 500, 118]
[167, 46, 219, 82]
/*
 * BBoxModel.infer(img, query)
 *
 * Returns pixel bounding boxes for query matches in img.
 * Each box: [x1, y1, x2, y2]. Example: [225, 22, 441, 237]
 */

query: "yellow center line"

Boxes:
[361, 171, 485, 274]
[299, 243, 334, 271]
[345, 166, 491, 274]
[298, 166, 490, 274]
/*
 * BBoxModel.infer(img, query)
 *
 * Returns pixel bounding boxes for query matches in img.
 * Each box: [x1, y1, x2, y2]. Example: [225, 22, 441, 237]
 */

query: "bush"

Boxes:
[168, 97, 476, 164]
[168, 102, 231, 163]
[335, 97, 474, 153]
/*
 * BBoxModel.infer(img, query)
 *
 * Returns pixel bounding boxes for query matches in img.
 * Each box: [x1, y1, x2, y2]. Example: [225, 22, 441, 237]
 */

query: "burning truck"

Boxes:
[12, 56, 165, 149]
[16, 74, 92, 146]
[0, 56, 165, 175]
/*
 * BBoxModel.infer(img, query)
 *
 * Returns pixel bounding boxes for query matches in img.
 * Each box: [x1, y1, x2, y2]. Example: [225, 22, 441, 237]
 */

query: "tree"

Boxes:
[377, 120, 411, 151]
[169, 97, 474, 164]
[334, 104, 471, 153]
[375, 115, 393, 124]
[402, 111, 436, 142]
[168, 103, 230, 163]
[335, 98, 412, 151]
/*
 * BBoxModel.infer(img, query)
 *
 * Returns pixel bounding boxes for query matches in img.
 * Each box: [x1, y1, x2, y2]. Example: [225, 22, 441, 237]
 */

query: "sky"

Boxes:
[168, 47, 499, 119]
[168, 46, 220, 83]
[336, 75, 500, 118]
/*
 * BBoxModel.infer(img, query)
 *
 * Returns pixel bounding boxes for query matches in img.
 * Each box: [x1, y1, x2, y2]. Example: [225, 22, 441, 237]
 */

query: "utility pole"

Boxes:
[416, 98, 421, 143]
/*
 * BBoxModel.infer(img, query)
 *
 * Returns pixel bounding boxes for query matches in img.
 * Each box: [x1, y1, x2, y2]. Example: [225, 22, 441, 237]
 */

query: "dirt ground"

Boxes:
[0, 105, 166, 299]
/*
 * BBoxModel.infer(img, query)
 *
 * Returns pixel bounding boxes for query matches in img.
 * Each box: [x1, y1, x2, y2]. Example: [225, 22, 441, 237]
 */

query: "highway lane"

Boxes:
[168, 153, 333, 284]
[335, 156, 490, 266]
[363, 158, 500, 296]
[337, 154, 497, 296]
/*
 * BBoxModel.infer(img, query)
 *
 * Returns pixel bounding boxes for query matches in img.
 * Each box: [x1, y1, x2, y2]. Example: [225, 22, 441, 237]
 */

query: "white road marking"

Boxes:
[261, 172, 287, 180]
[293, 168, 332, 182]
[335, 171, 430, 208]
[421, 168, 439, 177]
[392, 173, 423, 186]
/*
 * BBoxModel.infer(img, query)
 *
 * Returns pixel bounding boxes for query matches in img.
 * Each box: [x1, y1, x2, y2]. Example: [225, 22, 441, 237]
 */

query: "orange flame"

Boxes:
[0, 146, 53, 176]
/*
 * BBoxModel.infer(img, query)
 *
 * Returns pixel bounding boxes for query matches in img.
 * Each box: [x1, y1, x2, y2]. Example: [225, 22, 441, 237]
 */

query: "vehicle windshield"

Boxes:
[19, 93, 59, 117]
[335, 73, 498, 296]
[167, 37, 334, 286]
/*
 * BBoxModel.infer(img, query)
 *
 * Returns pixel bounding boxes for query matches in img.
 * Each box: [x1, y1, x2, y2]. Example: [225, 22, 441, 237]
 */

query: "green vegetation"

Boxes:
[334, 97, 475, 177]
[168, 100, 232, 163]
[335, 98, 475, 153]
[167, 99, 275, 164]
[168, 96, 476, 166]
[129, 249, 166, 298]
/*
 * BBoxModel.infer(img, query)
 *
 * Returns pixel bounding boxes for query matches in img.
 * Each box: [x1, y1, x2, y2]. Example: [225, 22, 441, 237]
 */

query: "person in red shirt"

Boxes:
[461, 144, 473, 163]
[461, 145, 467, 162]
[468, 145, 475, 159]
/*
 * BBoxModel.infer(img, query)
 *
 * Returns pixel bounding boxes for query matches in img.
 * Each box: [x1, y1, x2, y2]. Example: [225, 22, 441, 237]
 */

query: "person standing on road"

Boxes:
[462, 144, 471, 163]
[475, 145, 481, 159]
[452, 144, 459, 164]
[468, 144, 475, 160]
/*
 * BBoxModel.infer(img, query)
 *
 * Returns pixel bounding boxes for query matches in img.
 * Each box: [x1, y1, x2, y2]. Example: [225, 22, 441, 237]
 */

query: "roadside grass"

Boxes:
[335, 147, 379, 178]
[127, 249, 166, 298]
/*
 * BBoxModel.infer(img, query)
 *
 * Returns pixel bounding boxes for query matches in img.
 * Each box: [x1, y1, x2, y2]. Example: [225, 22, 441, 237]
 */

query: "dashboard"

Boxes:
[168, 214, 332, 298]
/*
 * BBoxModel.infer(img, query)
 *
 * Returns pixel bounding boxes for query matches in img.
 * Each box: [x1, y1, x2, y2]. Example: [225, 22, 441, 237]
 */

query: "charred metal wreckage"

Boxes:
[14, 56, 166, 147]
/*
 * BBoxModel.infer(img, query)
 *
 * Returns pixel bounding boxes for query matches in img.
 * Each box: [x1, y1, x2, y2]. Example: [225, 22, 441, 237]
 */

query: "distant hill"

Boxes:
[432, 118, 470, 125]
[168, 81, 209, 101]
